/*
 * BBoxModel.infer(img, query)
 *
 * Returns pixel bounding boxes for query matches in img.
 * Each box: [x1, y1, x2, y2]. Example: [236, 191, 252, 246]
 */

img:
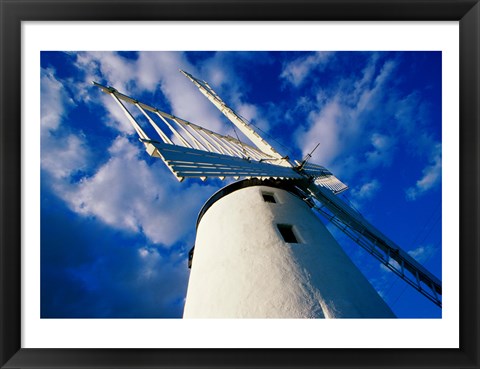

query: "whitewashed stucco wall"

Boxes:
[183, 185, 395, 319]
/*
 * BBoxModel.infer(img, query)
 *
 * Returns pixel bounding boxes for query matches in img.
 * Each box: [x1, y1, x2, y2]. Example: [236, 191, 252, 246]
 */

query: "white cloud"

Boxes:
[407, 244, 437, 264]
[42, 134, 89, 180]
[76, 51, 136, 93]
[365, 133, 395, 167]
[371, 133, 390, 150]
[296, 99, 342, 167]
[205, 67, 226, 87]
[281, 52, 333, 87]
[53, 136, 216, 246]
[137, 246, 162, 281]
[351, 179, 381, 200]
[406, 144, 442, 200]
[292, 56, 398, 179]
[41, 68, 75, 132]
[394, 92, 421, 135]
[354, 59, 396, 114]
[41, 68, 89, 179]
[347, 179, 381, 211]
[350, 54, 379, 101]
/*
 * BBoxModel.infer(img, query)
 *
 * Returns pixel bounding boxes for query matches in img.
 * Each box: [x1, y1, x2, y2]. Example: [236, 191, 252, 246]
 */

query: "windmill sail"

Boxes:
[307, 183, 442, 307]
[180, 70, 288, 163]
[299, 162, 349, 194]
[145, 140, 303, 180]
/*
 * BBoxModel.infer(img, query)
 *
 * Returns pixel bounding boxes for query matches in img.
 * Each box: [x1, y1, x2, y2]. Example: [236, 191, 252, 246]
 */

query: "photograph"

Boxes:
[2, 0, 479, 366]
[40, 51, 442, 319]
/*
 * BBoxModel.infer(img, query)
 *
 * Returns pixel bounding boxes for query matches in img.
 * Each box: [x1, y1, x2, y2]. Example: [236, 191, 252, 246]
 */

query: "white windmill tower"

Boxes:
[93, 69, 441, 318]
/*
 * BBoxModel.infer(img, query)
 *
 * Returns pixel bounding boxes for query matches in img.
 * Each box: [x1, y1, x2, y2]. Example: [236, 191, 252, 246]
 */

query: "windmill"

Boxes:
[93, 69, 441, 318]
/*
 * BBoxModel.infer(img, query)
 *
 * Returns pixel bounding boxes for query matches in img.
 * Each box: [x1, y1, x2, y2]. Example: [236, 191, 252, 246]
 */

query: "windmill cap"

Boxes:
[195, 178, 311, 230]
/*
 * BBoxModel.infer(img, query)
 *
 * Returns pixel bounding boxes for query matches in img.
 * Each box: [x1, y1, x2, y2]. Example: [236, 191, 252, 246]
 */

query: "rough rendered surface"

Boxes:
[183, 185, 395, 319]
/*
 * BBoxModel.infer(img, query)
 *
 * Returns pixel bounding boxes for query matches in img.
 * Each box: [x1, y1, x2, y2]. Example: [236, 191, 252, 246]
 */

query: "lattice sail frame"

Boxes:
[93, 70, 441, 308]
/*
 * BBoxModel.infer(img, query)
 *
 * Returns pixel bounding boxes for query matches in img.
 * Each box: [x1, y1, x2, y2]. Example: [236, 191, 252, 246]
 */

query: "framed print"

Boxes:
[1, 0, 479, 368]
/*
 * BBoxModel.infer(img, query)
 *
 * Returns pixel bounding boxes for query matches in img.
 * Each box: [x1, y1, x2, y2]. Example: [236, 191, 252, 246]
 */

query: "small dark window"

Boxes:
[188, 246, 195, 269]
[277, 224, 299, 243]
[262, 193, 276, 203]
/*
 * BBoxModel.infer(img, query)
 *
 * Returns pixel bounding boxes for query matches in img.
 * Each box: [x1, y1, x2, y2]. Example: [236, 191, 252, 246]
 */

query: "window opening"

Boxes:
[277, 224, 299, 243]
[262, 192, 276, 203]
[188, 246, 195, 269]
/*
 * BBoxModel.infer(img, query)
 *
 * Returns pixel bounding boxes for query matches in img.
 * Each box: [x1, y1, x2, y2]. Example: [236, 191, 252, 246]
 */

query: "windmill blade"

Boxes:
[180, 70, 289, 163]
[298, 162, 349, 194]
[93, 81, 299, 181]
[144, 139, 303, 181]
[307, 183, 442, 307]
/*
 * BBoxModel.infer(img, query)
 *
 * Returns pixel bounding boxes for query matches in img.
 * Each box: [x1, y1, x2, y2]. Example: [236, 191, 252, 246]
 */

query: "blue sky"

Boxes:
[40, 51, 442, 318]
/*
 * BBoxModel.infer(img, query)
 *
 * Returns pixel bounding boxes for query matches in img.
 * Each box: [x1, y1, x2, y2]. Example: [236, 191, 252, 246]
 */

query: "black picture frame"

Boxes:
[1, 1, 479, 368]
